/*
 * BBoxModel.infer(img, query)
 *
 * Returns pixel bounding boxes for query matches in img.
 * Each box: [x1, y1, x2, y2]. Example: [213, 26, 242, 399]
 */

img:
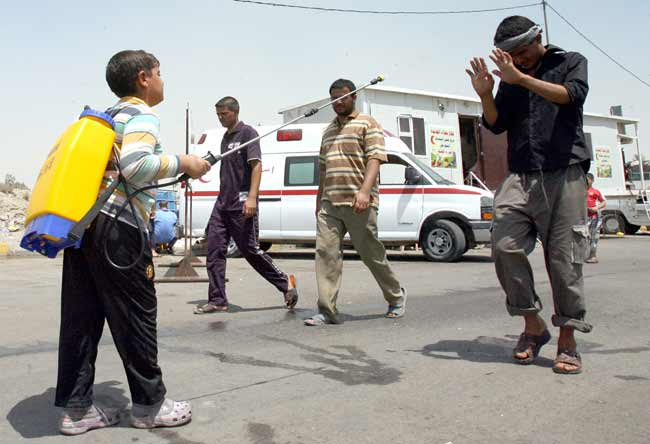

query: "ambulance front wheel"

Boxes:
[420, 219, 466, 262]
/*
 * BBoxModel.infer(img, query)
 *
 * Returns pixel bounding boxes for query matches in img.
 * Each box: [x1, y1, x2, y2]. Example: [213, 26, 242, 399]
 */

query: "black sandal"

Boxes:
[513, 329, 551, 364]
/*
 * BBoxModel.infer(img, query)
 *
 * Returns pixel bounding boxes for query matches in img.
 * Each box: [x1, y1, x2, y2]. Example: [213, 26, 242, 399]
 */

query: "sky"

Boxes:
[2, 0, 649, 187]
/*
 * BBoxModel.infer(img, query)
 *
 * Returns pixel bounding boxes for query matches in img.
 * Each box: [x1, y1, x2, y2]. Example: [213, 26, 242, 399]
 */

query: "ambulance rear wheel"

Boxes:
[259, 242, 272, 252]
[421, 219, 466, 262]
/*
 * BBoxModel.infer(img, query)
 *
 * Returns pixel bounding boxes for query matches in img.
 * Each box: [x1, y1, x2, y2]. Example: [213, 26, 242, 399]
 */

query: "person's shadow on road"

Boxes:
[412, 335, 555, 367]
[412, 335, 650, 368]
[6, 380, 129, 438]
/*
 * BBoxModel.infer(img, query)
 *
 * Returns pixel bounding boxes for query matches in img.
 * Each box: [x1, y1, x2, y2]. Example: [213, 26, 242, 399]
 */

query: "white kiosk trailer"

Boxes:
[279, 84, 649, 234]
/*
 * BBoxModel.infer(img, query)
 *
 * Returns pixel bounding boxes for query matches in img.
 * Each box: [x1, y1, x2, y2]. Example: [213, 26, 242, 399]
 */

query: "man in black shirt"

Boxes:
[466, 16, 591, 374]
[194, 97, 298, 314]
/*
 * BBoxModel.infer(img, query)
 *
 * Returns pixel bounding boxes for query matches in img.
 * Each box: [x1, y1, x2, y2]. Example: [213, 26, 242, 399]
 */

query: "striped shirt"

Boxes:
[100, 97, 180, 231]
[319, 111, 387, 208]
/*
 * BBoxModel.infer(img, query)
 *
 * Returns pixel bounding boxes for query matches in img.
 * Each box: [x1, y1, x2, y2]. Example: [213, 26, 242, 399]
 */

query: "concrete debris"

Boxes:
[0, 189, 29, 255]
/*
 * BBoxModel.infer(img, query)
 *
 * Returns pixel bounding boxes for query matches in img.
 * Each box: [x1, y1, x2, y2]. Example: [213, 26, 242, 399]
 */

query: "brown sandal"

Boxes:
[193, 303, 228, 314]
[283, 275, 298, 309]
[553, 349, 582, 374]
[513, 329, 551, 364]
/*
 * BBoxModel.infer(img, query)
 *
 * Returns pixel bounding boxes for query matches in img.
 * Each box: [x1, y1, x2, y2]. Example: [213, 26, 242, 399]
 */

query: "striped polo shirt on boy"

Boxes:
[319, 110, 388, 209]
[100, 96, 180, 231]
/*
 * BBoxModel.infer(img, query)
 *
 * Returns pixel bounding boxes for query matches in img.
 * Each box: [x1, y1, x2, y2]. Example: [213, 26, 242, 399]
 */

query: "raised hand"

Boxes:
[465, 57, 495, 97]
[489, 49, 525, 85]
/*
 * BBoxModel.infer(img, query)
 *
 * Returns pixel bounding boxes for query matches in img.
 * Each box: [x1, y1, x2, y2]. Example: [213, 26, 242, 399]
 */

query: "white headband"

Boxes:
[495, 24, 543, 52]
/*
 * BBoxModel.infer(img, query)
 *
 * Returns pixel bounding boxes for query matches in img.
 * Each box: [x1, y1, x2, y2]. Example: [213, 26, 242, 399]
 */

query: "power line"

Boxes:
[546, 2, 650, 88]
[234, 0, 649, 90]
[232, 0, 542, 15]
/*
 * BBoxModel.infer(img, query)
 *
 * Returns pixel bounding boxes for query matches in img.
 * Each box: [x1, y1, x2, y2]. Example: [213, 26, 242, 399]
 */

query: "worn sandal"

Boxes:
[284, 274, 299, 309]
[385, 304, 405, 318]
[513, 329, 551, 364]
[131, 399, 192, 429]
[553, 349, 583, 374]
[59, 405, 120, 436]
[304, 314, 332, 326]
[194, 303, 228, 314]
[385, 288, 407, 318]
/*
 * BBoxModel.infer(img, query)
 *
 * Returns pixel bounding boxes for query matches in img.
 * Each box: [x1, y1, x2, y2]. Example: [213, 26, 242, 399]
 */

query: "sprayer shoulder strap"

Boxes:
[67, 106, 130, 242]
[67, 178, 120, 242]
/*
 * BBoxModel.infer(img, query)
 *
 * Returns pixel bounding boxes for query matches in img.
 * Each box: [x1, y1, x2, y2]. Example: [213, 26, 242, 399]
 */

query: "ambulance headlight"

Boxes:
[480, 196, 494, 221]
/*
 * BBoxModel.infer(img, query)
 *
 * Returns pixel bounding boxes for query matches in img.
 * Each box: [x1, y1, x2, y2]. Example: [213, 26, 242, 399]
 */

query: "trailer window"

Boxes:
[399, 117, 411, 133]
[397, 115, 425, 155]
[284, 156, 319, 186]
[412, 118, 426, 155]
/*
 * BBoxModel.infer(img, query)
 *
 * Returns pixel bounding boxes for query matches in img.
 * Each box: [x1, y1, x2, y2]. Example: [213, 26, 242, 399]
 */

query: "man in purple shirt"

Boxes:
[194, 96, 298, 314]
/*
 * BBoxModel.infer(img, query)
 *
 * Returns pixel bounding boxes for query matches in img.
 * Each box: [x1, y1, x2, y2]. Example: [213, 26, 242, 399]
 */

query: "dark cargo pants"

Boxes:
[491, 164, 593, 333]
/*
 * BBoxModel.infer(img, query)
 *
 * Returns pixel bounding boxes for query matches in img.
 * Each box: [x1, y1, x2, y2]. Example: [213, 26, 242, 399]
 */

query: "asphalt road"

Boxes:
[1, 236, 648, 444]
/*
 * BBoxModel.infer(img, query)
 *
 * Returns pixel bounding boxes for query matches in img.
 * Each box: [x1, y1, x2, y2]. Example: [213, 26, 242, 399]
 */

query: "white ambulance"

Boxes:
[181, 123, 493, 262]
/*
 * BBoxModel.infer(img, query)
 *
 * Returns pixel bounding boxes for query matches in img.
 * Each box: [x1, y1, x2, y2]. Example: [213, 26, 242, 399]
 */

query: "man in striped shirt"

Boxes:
[304, 78, 406, 326]
[56, 50, 210, 435]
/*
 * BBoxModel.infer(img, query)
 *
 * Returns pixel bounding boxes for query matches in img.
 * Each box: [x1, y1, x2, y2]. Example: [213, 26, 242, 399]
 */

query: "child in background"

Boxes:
[586, 173, 606, 263]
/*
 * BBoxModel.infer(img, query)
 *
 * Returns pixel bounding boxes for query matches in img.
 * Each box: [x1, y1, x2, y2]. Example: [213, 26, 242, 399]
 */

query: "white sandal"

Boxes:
[131, 399, 192, 429]
[59, 404, 120, 435]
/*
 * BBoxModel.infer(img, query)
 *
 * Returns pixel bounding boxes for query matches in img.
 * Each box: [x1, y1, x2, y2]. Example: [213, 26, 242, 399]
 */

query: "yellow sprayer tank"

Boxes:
[21, 108, 115, 257]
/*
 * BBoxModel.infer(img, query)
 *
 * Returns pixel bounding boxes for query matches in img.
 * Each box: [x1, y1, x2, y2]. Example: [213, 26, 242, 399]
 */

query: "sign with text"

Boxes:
[595, 146, 612, 178]
[429, 126, 458, 169]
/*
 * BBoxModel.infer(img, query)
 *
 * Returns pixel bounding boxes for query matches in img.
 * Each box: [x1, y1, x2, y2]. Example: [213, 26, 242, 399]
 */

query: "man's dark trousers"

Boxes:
[207, 208, 288, 306]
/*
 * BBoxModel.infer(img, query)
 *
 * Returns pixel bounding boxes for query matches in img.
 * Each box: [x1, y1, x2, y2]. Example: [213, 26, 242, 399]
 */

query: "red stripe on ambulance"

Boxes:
[186, 187, 480, 197]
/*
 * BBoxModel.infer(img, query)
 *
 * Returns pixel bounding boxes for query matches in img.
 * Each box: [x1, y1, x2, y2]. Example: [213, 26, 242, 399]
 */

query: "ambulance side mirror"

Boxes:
[404, 166, 423, 185]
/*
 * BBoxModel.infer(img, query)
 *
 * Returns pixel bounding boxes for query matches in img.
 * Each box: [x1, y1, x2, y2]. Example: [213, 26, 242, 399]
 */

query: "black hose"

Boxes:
[101, 168, 183, 271]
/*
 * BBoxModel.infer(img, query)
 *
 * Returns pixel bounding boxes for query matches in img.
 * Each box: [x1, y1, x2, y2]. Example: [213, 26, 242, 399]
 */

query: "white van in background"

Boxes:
[180, 123, 493, 262]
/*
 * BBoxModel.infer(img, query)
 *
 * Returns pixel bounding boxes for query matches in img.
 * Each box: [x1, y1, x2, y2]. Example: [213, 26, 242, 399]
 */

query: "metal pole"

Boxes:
[542, 0, 550, 45]
[156, 103, 204, 281]
[186, 104, 194, 259]
[188, 182, 194, 258]
[183, 104, 190, 254]
[185, 103, 190, 155]
[183, 189, 189, 252]
[634, 123, 646, 192]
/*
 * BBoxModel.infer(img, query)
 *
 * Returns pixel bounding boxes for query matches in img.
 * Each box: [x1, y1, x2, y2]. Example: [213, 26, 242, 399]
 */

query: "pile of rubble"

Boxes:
[0, 189, 29, 254]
